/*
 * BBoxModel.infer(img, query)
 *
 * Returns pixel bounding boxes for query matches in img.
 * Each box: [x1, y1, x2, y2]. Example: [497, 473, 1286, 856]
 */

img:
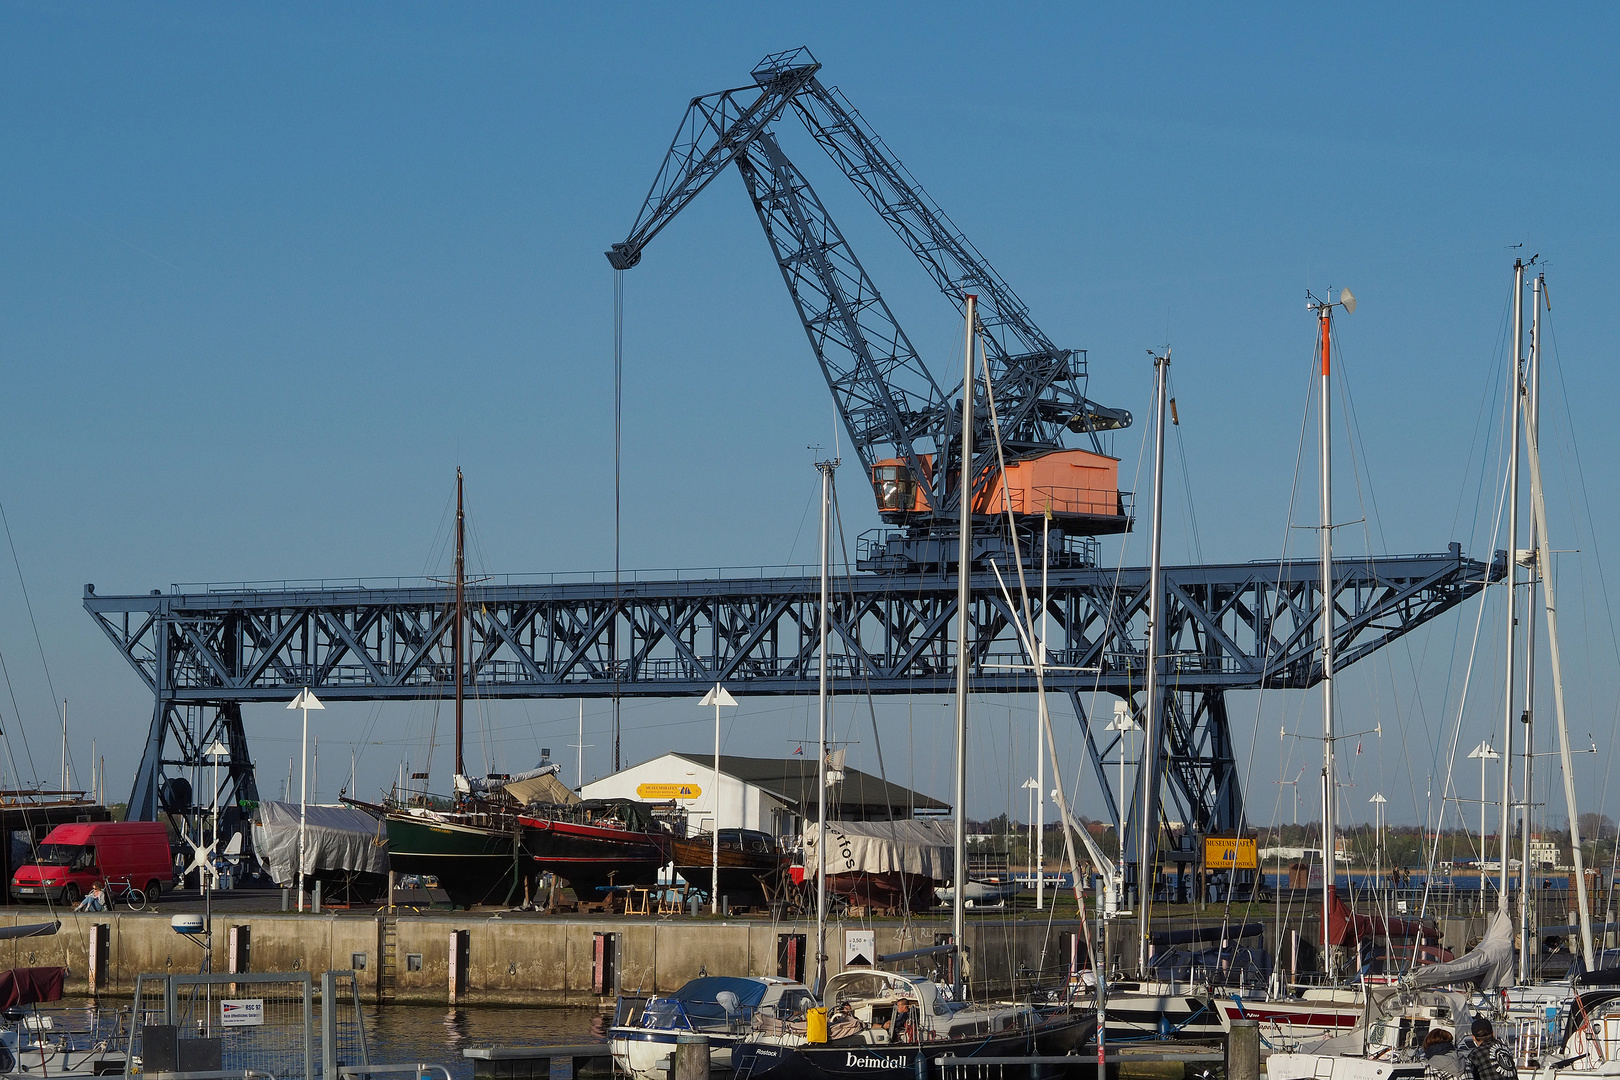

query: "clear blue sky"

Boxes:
[1, 4, 1616, 832]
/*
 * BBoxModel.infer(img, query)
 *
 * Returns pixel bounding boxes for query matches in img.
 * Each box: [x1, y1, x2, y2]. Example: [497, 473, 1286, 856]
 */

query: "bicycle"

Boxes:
[102, 878, 147, 912]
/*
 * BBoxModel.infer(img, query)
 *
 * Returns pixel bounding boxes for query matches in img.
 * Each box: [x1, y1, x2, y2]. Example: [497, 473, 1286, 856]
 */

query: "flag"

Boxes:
[1356, 742, 1363, 755]
[792, 746, 804, 756]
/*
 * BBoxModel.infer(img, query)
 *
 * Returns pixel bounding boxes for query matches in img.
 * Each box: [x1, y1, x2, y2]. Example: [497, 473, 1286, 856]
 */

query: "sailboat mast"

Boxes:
[455, 468, 466, 781]
[1137, 349, 1169, 975]
[1316, 297, 1338, 981]
[952, 294, 976, 999]
[813, 456, 835, 995]
[1500, 260, 1524, 910]
[1519, 271, 1541, 981]
[1519, 273, 1597, 968]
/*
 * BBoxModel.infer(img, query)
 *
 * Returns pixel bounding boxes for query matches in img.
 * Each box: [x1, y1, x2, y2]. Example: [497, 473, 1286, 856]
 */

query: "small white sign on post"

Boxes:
[845, 929, 876, 967]
[220, 999, 265, 1027]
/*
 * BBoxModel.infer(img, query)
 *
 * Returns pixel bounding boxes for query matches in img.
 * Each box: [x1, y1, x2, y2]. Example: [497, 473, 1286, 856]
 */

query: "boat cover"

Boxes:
[251, 800, 389, 886]
[803, 820, 954, 878]
[642, 976, 773, 1027]
[501, 766, 580, 806]
[454, 763, 581, 806]
[0, 967, 65, 1008]
[1406, 908, 1515, 989]
[0, 922, 58, 942]
[1325, 888, 1440, 945]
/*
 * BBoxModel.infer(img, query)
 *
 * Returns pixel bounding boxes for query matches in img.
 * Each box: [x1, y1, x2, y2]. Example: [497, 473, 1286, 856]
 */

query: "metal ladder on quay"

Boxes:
[378, 916, 398, 1003]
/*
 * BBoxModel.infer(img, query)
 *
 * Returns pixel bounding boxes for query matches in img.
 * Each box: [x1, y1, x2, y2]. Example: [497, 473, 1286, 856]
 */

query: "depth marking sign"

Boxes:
[220, 999, 265, 1027]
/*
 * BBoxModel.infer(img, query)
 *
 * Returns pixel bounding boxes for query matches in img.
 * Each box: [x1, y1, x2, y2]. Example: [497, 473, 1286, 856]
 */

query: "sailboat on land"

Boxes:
[350, 471, 550, 908]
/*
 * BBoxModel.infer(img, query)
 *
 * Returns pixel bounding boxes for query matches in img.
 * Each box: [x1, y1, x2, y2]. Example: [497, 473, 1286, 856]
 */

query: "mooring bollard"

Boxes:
[673, 1034, 709, 1080]
[1227, 1018, 1259, 1080]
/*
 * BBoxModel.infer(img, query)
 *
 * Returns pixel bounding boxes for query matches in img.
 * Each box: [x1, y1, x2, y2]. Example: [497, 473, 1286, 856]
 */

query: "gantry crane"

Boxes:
[609, 47, 1132, 571]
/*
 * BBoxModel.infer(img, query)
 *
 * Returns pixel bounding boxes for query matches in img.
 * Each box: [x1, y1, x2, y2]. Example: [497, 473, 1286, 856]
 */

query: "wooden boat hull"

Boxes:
[670, 836, 786, 904]
[381, 812, 524, 909]
[520, 815, 669, 896]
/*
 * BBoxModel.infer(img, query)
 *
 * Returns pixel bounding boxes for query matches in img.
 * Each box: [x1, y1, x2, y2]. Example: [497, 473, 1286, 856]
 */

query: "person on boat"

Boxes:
[1463, 1018, 1515, 1080]
[1422, 1027, 1463, 1080]
[879, 998, 916, 1043]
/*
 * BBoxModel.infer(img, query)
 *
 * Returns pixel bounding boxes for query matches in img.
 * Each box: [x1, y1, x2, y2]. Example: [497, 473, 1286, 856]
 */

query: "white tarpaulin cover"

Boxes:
[251, 800, 389, 886]
[1407, 908, 1516, 989]
[454, 763, 579, 806]
[803, 820, 955, 879]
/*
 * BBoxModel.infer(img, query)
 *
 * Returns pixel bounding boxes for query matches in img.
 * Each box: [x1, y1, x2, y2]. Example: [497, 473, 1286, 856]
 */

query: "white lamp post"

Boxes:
[1369, 792, 1387, 894]
[699, 685, 738, 914]
[1467, 741, 1500, 896]
[1021, 778, 1039, 889]
[286, 688, 324, 911]
[1106, 700, 1139, 912]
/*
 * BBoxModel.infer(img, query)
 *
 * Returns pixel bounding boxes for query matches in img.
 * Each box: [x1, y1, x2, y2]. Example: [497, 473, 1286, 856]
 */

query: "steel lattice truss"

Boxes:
[88, 544, 1495, 829]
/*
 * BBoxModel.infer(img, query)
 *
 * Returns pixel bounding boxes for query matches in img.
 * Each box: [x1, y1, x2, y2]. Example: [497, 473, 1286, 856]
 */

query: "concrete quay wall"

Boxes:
[0, 910, 1495, 1007]
[0, 912, 1089, 1006]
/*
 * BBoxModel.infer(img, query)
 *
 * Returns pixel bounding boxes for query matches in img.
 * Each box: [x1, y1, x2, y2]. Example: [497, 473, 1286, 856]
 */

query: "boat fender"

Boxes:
[913, 1051, 927, 1080]
[806, 1007, 828, 1044]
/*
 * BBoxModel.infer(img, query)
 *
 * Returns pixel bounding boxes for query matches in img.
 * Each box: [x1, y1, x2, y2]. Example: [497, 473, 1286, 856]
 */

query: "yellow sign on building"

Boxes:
[1203, 837, 1257, 870]
[636, 783, 702, 800]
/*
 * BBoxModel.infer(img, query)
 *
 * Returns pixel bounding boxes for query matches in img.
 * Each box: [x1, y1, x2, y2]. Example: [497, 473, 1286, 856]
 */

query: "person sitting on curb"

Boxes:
[74, 881, 107, 912]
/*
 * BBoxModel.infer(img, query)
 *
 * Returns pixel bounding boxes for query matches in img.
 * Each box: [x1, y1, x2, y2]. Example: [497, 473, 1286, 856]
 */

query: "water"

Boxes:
[364, 1005, 610, 1080]
[1260, 872, 1575, 892]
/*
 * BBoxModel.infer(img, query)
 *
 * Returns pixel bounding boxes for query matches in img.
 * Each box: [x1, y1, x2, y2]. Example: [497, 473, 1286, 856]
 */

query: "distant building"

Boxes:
[1528, 837, 1562, 870]
[580, 752, 948, 839]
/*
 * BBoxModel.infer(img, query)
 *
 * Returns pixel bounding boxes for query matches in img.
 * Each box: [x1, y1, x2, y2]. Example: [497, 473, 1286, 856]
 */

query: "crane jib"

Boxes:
[609, 47, 1134, 571]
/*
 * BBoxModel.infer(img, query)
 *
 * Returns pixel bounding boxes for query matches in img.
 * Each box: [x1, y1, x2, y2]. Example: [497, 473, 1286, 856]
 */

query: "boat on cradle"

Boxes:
[356, 472, 564, 910]
[670, 829, 789, 907]
[250, 799, 389, 904]
[800, 820, 952, 915]
[367, 800, 526, 908]
[520, 798, 676, 898]
[610, 975, 817, 1080]
[730, 968, 1094, 1080]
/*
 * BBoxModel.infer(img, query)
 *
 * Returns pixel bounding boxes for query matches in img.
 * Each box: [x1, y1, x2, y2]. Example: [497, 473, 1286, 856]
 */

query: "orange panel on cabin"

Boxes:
[974, 448, 1121, 518]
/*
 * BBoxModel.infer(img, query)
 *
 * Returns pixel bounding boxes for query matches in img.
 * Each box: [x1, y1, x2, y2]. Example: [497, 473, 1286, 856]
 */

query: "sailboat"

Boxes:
[729, 297, 1095, 1080]
[1269, 264, 1610, 1075]
[350, 471, 540, 908]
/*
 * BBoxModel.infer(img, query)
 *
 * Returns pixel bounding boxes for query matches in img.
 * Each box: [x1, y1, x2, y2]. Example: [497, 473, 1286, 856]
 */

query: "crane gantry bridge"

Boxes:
[88, 48, 1496, 878]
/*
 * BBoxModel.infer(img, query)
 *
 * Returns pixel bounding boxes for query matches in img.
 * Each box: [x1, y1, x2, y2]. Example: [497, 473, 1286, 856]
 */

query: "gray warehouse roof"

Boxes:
[668, 752, 949, 819]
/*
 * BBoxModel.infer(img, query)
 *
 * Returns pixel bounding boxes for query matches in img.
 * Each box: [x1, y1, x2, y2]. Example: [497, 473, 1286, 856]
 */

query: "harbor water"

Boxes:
[363, 1005, 609, 1080]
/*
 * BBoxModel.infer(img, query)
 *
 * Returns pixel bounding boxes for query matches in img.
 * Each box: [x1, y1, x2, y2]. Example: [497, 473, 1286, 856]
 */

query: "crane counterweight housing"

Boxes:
[610, 46, 1134, 572]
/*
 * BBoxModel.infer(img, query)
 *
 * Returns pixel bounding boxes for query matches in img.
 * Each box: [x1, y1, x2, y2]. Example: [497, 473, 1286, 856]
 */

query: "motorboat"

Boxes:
[610, 975, 815, 1080]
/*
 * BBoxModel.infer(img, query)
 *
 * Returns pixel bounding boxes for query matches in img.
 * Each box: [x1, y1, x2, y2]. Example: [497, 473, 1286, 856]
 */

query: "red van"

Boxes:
[10, 822, 173, 905]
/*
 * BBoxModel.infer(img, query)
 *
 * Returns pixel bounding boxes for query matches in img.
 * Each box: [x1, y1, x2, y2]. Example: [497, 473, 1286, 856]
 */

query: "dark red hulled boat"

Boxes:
[519, 799, 673, 898]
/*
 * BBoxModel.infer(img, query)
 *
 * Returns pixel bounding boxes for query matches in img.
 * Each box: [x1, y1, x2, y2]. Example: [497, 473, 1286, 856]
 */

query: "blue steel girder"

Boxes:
[88, 546, 1496, 826]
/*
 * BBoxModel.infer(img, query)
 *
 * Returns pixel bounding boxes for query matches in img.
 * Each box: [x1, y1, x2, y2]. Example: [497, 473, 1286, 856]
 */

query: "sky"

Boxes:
[0, 4, 1617, 836]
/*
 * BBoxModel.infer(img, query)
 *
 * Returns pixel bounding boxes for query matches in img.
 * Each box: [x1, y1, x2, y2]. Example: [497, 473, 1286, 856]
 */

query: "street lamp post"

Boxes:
[286, 688, 324, 912]
[204, 737, 230, 973]
[1106, 700, 1139, 912]
[1467, 741, 1500, 897]
[1021, 778, 1039, 889]
[1369, 793, 1387, 896]
[699, 685, 738, 914]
